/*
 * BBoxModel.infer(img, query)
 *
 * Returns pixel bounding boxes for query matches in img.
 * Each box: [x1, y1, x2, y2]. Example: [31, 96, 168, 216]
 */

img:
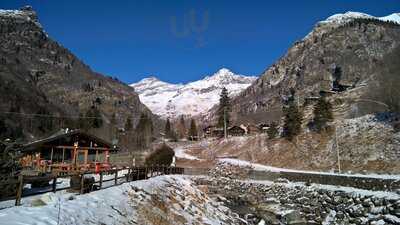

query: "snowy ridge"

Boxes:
[131, 68, 257, 118]
[0, 6, 42, 29]
[320, 12, 400, 25]
[304, 11, 400, 40]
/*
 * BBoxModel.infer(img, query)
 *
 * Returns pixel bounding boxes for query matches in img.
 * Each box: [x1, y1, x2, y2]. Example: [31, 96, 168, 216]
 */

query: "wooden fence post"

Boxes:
[114, 169, 118, 185]
[99, 172, 103, 189]
[150, 166, 153, 177]
[52, 176, 57, 193]
[15, 175, 23, 206]
[126, 168, 130, 182]
[80, 174, 85, 194]
[136, 168, 140, 180]
[156, 165, 159, 176]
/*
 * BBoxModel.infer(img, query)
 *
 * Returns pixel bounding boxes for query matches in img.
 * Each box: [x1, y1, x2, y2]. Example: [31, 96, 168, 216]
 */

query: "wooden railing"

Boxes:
[1, 166, 185, 206]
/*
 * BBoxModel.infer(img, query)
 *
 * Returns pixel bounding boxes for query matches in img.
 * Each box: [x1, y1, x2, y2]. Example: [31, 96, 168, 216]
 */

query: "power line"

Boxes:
[0, 111, 99, 119]
[0, 111, 154, 120]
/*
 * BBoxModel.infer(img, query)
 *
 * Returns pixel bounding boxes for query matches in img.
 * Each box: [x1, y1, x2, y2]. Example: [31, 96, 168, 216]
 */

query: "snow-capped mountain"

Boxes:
[130, 68, 257, 118]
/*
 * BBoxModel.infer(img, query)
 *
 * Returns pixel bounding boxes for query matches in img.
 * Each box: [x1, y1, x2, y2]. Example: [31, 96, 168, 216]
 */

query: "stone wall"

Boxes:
[194, 164, 400, 225]
[195, 177, 400, 225]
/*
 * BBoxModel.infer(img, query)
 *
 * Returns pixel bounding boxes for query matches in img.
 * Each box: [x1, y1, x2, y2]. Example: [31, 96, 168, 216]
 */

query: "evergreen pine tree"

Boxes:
[125, 117, 133, 132]
[134, 113, 153, 150]
[78, 112, 88, 130]
[312, 96, 333, 132]
[109, 112, 117, 139]
[165, 118, 171, 137]
[93, 108, 103, 128]
[282, 99, 303, 141]
[177, 115, 186, 139]
[88, 106, 103, 128]
[267, 122, 279, 139]
[217, 87, 231, 128]
[188, 118, 198, 141]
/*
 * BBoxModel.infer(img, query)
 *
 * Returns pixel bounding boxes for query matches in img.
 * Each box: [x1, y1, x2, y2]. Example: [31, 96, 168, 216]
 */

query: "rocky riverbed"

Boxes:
[191, 163, 400, 225]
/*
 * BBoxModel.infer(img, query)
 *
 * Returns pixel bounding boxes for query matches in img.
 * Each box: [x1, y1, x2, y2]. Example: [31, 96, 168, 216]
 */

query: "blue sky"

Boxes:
[1, 1, 399, 84]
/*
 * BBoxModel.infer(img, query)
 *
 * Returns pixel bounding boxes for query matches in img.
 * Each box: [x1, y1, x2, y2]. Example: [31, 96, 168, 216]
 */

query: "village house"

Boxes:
[246, 123, 261, 135]
[228, 126, 246, 136]
[203, 125, 224, 138]
[258, 123, 269, 133]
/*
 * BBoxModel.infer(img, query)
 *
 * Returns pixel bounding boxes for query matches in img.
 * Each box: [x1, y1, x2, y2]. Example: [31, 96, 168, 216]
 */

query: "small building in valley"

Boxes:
[203, 126, 224, 138]
[246, 123, 261, 135]
[258, 123, 270, 133]
[228, 126, 246, 136]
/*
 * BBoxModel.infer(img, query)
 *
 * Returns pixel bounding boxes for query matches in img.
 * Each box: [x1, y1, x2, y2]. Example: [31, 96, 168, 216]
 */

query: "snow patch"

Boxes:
[219, 158, 400, 180]
[0, 175, 239, 225]
[174, 147, 200, 160]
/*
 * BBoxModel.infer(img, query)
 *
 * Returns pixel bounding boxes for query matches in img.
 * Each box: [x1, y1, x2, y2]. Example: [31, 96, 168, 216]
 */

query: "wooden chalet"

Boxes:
[20, 129, 118, 174]
[228, 126, 246, 136]
[258, 123, 269, 133]
[203, 125, 224, 138]
[246, 124, 261, 135]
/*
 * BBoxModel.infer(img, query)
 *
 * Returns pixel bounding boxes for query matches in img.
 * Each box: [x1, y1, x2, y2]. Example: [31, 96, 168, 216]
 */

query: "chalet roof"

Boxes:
[22, 129, 118, 152]
[228, 125, 246, 131]
[203, 125, 215, 130]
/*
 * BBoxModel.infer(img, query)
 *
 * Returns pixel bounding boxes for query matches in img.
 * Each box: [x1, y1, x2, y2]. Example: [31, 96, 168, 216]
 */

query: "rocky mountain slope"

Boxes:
[0, 6, 158, 144]
[131, 68, 256, 118]
[203, 12, 400, 172]
[228, 11, 400, 123]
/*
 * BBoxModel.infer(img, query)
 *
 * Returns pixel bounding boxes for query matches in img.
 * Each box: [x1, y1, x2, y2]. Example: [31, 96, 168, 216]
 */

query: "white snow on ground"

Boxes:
[0, 170, 130, 210]
[130, 68, 256, 118]
[174, 147, 200, 160]
[0, 175, 238, 225]
[322, 210, 336, 225]
[219, 158, 400, 180]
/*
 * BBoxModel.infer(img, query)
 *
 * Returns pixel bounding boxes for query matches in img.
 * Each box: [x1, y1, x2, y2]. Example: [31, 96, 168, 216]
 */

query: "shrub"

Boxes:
[145, 144, 175, 166]
[282, 100, 303, 141]
[267, 122, 279, 139]
[311, 96, 333, 133]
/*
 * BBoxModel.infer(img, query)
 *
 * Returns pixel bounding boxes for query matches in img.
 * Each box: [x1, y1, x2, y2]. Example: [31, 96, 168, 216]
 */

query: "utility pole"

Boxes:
[223, 107, 227, 139]
[335, 126, 341, 173]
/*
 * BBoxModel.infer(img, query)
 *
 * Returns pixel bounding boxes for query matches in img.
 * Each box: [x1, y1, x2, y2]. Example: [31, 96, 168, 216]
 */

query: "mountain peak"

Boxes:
[204, 68, 237, 81]
[304, 11, 400, 41]
[130, 69, 257, 118]
[140, 76, 160, 82]
[0, 6, 41, 28]
[216, 68, 232, 74]
[319, 11, 400, 25]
